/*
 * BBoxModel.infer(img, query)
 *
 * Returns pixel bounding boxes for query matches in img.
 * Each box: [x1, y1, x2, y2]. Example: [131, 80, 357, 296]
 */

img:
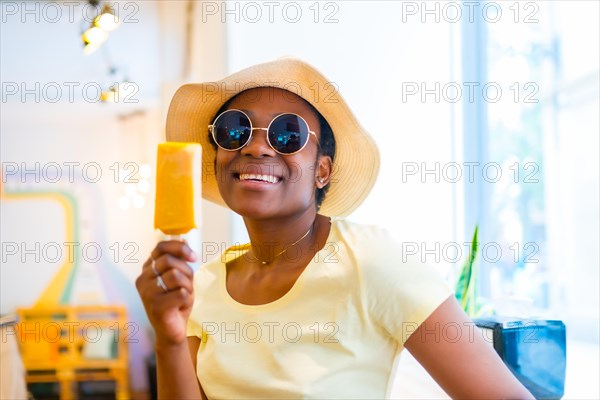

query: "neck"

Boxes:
[243, 210, 319, 266]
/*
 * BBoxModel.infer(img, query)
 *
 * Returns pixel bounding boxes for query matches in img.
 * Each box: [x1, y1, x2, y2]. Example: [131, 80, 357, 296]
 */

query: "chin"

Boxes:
[234, 207, 274, 220]
[224, 198, 276, 220]
[228, 199, 315, 221]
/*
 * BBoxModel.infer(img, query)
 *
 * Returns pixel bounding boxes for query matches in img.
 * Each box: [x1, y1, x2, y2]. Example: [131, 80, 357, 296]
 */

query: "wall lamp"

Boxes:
[82, 1, 120, 55]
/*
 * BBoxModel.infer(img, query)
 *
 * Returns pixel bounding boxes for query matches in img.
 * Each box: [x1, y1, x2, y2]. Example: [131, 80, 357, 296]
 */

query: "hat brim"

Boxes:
[165, 58, 379, 217]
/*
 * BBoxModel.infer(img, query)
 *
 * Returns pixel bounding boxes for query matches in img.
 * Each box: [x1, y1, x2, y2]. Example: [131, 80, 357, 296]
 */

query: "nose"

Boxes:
[240, 128, 276, 157]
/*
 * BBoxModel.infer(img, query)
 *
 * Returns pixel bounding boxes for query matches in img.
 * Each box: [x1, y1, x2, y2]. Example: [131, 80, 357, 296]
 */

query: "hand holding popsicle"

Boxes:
[137, 241, 197, 345]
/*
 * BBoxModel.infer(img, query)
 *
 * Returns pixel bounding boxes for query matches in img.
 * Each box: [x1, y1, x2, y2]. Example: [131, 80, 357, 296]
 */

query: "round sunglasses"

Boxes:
[208, 109, 317, 155]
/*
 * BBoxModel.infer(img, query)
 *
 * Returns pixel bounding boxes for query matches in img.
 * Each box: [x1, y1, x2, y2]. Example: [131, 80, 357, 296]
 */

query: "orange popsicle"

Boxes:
[154, 142, 202, 235]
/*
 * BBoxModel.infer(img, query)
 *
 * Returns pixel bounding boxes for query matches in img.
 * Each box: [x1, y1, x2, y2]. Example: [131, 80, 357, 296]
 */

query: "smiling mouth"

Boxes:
[235, 173, 280, 184]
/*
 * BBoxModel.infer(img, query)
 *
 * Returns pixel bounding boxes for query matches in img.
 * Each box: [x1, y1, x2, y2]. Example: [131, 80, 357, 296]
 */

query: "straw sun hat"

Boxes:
[165, 57, 380, 217]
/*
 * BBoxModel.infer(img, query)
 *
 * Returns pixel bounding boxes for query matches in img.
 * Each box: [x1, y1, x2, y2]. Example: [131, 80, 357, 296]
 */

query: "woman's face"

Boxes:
[214, 87, 330, 219]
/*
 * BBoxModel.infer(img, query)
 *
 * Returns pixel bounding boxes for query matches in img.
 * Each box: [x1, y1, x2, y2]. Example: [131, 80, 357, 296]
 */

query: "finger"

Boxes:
[140, 256, 164, 282]
[153, 254, 194, 280]
[141, 256, 154, 272]
[150, 287, 194, 313]
[136, 271, 167, 298]
[160, 268, 194, 294]
[151, 240, 197, 263]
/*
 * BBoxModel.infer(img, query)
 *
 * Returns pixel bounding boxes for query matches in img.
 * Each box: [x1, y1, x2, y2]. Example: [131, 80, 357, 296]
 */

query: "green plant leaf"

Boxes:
[455, 225, 479, 312]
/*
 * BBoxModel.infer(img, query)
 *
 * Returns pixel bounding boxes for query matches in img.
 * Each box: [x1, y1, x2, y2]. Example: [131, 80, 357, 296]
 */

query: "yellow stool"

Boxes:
[16, 305, 130, 400]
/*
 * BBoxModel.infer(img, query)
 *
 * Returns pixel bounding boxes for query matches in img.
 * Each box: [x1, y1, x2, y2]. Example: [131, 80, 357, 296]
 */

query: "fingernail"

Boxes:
[189, 250, 197, 262]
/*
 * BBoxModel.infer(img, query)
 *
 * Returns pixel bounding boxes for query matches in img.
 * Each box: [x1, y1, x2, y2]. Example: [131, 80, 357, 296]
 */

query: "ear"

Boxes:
[315, 154, 333, 189]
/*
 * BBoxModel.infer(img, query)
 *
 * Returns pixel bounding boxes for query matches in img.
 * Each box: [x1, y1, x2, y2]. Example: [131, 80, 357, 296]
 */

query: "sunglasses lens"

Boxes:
[213, 110, 251, 150]
[268, 114, 310, 154]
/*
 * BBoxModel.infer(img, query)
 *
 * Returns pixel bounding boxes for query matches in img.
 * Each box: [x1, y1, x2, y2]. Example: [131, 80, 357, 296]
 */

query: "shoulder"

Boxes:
[333, 218, 452, 312]
[332, 218, 410, 271]
[333, 218, 392, 240]
[332, 220, 453, 343]
[333, 218, 397, 253]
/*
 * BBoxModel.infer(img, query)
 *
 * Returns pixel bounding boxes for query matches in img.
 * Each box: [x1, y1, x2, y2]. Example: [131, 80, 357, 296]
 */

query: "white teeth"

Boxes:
[239, 174, 279, 183]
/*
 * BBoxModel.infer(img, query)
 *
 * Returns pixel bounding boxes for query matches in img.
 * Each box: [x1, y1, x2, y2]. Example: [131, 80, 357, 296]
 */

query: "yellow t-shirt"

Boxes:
[187, 219, 452, 399]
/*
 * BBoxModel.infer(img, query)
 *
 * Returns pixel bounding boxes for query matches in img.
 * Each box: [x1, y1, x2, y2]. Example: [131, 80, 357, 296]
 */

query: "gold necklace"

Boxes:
[257, 223, 314, 265]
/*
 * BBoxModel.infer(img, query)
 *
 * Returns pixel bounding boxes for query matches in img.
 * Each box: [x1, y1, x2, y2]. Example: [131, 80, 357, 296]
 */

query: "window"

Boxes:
[465, 1, 599, 340]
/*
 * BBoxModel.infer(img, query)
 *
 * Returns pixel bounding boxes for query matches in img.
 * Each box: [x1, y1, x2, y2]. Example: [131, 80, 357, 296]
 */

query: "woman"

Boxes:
[136, 58, 533, 399]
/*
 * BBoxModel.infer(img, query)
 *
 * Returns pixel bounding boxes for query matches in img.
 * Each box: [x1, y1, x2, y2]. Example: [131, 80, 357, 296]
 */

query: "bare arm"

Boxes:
[136, 241, 205, 399]
[405, 296, 534, 399]
[155, 338, 204, 399]
[187, 337, 208, 399]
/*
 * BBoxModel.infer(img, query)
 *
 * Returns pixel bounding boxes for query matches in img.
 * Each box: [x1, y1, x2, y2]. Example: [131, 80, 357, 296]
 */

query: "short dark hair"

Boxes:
[207, 90, 336, 210]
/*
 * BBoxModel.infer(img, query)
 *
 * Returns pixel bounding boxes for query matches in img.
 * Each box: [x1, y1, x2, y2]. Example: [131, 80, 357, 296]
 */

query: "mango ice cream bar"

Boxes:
[154, 142, 202, 235]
